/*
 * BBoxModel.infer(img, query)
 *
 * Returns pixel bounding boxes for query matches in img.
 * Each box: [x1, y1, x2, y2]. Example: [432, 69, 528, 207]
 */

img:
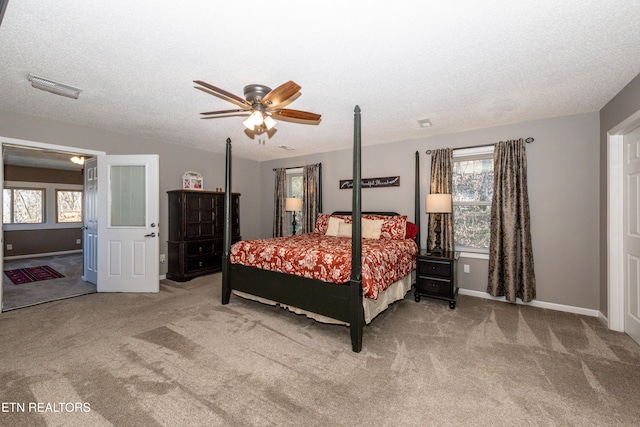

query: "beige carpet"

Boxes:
[1, 273, 639, 426]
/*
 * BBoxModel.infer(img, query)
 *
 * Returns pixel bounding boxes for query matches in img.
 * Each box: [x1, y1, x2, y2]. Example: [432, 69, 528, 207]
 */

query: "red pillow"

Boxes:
[362, 214, 407, 239]
[314, 213, 352, 234]
[405, 222, 419, 239]
[314, 213, 332, 234]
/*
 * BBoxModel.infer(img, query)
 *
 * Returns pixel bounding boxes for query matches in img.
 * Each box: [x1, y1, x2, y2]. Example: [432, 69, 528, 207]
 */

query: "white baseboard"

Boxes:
[458, 288, 601, 317]
[597, 311, 609, 326]
[159, 274, 166, 280]
[4, 249, 82, 261]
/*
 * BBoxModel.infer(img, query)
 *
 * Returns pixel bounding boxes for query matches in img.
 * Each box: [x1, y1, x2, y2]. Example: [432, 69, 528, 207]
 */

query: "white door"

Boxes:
[83, 157, 98, 284]
[624, 124, 640, 345]
[97, 154, 159, 293]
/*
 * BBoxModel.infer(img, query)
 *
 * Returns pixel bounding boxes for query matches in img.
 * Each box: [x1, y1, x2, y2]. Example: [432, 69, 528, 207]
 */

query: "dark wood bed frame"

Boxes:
[221, 106, 421, 352]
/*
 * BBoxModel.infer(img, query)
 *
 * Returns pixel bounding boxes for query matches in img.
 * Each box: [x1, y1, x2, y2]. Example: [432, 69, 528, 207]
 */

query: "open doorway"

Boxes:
[1, 138, 104, 311]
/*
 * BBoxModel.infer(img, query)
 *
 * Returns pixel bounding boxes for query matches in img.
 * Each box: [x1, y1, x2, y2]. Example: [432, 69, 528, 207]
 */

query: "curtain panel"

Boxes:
[487, 139, 536, 302]
[428, 148, 454, 252]
[302, 163, 322, 234]
[272, 168, 287, 237]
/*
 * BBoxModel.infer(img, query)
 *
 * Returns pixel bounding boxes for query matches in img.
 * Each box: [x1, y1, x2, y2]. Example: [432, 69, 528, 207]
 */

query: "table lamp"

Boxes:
[285, 197, 303, 235]
[426, 193, 452, 255]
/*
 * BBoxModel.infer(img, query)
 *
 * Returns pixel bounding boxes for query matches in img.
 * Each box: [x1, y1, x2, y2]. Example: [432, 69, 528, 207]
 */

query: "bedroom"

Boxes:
[0, 0, 639, 424]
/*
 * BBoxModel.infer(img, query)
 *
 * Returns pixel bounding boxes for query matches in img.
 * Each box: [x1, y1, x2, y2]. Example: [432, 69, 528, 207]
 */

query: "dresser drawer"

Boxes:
[186, 256, 216, 272]
[417, 276, 451, 297]
[185, 241, 214, 257]
[418, 259, 452, 278]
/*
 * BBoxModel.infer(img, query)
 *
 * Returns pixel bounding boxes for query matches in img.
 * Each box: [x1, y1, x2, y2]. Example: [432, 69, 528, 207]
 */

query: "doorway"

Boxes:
[608, 109, 640, 346]
[1, 136, 104, 311]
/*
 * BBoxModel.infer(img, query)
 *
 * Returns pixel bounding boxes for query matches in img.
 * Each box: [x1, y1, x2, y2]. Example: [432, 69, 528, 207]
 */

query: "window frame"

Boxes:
[3, 187, 46, 225]
[452, 146, 494, 256]
[55, 188, 83, 223]
[286, 168, 304, 236]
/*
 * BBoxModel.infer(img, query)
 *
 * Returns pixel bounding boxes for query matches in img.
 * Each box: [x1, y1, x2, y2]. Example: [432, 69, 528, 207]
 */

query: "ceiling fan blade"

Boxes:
[194, 80, 249, 106]
[200, 109, 248, 115]
[272, 108, 321, 121]
[200, 113, 250, 120]
[262, 81, 301, 107]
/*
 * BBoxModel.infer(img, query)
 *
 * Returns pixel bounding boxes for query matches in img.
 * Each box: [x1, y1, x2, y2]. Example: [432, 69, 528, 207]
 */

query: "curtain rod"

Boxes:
[273, 165, 304, 172]
[425, 137, 534, 155]
[272, 164, 322, 172]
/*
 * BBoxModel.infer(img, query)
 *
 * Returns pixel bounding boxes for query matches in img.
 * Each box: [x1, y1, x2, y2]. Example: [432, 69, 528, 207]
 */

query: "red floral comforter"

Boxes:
[230, 234, 418, 300]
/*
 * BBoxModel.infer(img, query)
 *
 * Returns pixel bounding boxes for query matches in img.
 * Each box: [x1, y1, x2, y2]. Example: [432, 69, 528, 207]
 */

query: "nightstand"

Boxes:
[414, 250, 458, 309]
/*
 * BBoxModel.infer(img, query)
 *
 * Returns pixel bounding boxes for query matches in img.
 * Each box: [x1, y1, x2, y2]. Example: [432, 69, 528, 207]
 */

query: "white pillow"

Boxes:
[336, 222, 353, 238]
[325, 217, 345, 236]
[362, 218, 383, 239]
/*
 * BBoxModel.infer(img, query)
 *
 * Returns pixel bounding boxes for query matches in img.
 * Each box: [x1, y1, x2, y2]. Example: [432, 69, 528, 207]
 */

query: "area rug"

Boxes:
[4, 266, 65, 285]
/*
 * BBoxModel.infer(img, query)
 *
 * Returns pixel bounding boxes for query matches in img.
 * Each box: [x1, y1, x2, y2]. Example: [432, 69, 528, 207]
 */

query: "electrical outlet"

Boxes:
[464, 264, 470, 273]
[76, 239, 81, 244]
[160, 254, 166, 264]
[6, 244, 12, 251]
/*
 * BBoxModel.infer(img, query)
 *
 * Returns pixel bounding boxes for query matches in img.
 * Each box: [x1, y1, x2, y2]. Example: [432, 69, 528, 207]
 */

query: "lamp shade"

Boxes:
[426, 193, 452, 213]
[285, 197, 303, 212]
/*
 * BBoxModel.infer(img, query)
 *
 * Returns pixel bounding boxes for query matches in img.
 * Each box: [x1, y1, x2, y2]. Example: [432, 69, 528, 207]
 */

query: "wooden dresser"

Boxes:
[167, 190, 240, 281]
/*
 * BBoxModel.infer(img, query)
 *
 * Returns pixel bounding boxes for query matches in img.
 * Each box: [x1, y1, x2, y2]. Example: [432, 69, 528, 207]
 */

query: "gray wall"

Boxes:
[260, 112, 600, 311]
[0, 111, 262, 275]
[599, 73, 640, 317]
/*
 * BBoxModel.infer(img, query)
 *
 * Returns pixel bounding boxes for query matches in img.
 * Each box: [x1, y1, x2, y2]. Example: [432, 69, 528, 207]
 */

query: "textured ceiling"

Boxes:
[1, 0, 640, 162]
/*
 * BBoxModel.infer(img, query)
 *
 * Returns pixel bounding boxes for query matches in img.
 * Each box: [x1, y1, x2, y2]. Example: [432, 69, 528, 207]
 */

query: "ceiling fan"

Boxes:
[194, 80, 321, 134]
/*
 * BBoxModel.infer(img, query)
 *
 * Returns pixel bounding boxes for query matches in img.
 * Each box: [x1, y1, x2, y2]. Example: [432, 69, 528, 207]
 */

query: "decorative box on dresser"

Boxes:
[167, 190, 240, 281]
[414, 250, 458, 309]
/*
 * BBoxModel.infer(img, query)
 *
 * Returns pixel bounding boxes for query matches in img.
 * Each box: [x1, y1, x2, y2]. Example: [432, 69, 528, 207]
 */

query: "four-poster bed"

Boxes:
[221, 106, 421, 352]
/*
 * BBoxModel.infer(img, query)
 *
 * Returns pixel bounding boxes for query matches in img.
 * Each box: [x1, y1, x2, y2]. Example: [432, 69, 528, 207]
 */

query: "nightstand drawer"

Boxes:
[418, 259, 452, 278]
[417, 276, 451, 296]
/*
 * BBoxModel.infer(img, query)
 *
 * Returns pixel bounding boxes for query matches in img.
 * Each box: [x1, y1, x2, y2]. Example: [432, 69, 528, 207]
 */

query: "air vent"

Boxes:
[27, 74, 82, 99]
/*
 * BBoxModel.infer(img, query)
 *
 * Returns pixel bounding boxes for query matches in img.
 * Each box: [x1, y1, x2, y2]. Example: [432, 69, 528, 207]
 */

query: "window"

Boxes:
[3, 188, 45, 224]
[452, 147, 494, 253]
[56, 190, 83, 223]
[286, 168, 303, 235]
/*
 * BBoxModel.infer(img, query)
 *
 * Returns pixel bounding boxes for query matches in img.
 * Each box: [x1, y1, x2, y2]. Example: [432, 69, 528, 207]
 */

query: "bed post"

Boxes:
[415, 151, 421, 251]
[350, 105, 364, 353]
[222, 137, 232, 305]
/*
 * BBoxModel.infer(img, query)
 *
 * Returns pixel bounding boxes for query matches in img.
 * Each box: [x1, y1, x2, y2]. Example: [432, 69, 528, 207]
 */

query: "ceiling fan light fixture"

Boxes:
[27, 74, 82, 99]
[243, 110, 265, 130]
[263, 115, 277, 130]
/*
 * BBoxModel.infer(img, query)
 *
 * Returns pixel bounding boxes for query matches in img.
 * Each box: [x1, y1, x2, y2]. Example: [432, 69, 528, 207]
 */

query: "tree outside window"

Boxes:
[57, 190, 83, 223]
[3, 188, 45, 224]
[286, 169, 303, 235]
[452, 150, 494, 252]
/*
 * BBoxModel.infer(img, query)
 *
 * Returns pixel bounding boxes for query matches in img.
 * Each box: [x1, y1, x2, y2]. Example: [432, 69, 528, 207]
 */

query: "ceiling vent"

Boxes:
[27, 74, 82, 99]
[417, 118, 432, 128]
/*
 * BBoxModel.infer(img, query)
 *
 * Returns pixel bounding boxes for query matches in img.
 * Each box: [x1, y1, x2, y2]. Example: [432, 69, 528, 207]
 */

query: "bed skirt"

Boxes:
[232, 271, 415, 325]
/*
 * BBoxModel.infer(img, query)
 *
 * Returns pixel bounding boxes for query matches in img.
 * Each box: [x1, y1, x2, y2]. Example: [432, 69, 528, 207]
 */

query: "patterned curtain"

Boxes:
[487, 139, 536, 302]
[302, 163, 322, 233]
[272, 168, 287, 237]
[428, 148, 454, 252]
